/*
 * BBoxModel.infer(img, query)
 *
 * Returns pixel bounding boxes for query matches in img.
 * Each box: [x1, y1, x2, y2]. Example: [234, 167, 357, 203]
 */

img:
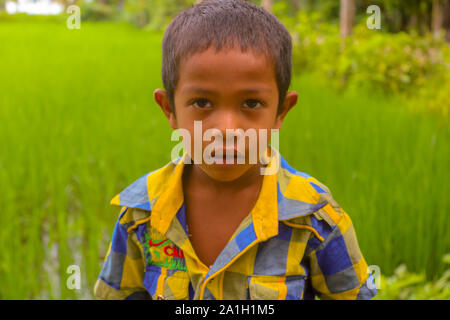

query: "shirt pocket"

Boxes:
[248, 274, 307, 300]
[143, 265, 190, 300]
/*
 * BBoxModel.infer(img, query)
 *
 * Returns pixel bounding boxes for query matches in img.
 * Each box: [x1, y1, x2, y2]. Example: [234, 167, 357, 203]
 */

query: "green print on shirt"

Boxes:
[142, 232, 187, 272]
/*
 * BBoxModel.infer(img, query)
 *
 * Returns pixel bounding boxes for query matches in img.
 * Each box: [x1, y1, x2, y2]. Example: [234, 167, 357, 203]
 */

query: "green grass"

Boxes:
[285, 75, 449, 283]
[0, 19, 448, 299]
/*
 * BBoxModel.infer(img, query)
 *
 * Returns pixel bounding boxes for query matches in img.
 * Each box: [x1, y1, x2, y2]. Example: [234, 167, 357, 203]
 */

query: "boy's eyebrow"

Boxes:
[181, 86, 272, 95]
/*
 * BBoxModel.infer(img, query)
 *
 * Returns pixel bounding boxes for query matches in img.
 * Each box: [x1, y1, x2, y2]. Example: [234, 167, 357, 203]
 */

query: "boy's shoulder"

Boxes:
[110, 157, 181, 211]
[278, 155, 345, 228]
[109, 157, 181, 229]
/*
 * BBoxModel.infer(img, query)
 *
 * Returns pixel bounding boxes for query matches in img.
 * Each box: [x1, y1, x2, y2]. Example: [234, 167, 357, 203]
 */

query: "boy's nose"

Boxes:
[214, 110, 243, 133]
[214, 113, 242, 145]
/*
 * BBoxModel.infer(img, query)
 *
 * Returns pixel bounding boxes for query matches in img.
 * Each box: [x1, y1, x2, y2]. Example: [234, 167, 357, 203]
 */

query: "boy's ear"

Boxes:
[153, 89, 178, 130]
[275, 91, 298, 130]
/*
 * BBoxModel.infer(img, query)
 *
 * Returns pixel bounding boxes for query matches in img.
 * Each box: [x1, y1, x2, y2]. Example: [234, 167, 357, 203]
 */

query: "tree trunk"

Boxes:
[340, 0, 355, 40]
[289, 0, 300, 12]
[432, 0, 445, 39]
[444, 0, 450, 42]
[261, 0, 273, 13]
[408, 15, 418, 31]
[118, 0, 125, 11]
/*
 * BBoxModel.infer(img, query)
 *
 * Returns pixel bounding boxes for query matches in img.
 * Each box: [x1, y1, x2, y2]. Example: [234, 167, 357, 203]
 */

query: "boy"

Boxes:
[94, 0, 377, 300]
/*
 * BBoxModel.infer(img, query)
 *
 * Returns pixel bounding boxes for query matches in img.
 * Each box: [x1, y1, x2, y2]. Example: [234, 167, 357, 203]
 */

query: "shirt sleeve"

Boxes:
[93, 207, 150, 300]
[307, 210, 378, 300]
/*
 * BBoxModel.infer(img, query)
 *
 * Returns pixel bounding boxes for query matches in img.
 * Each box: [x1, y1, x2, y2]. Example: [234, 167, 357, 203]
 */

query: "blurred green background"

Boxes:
[0, 0, 449, 299]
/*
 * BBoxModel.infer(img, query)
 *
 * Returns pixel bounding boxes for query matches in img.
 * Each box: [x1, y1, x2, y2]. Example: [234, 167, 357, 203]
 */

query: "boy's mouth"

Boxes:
[209, 149, 246, 165]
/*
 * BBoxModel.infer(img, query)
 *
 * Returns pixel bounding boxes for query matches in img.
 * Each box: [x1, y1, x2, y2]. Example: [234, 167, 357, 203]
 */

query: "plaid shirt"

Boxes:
[94, 151, 377, 300]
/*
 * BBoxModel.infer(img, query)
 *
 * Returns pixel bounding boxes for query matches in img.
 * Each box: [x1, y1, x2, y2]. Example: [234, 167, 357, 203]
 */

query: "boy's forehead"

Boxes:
[178, 47, 277, 93]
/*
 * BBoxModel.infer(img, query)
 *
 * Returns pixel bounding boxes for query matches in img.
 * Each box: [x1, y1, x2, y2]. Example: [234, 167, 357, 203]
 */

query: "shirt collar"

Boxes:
[111, 148, 328, 240]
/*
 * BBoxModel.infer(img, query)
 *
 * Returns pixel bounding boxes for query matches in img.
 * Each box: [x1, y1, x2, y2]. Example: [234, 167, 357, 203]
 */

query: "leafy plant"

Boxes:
[376, 254, 450, 300]
[281, 10, 450, 120]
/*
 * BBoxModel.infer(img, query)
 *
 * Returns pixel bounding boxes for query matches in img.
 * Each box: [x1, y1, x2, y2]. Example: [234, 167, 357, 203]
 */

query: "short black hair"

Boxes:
[161, 0, 292, 115]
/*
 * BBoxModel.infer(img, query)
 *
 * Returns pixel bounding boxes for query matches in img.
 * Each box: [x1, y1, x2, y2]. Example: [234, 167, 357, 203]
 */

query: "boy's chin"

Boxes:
[197, 163, 259, 182]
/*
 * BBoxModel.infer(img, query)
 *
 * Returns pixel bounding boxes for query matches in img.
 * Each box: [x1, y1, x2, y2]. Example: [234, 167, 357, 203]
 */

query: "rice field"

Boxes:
[0, 19, 448, 299]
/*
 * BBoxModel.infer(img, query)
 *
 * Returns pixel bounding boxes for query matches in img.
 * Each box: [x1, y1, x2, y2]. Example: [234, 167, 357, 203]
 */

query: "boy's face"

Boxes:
[155, 46, 297, 182]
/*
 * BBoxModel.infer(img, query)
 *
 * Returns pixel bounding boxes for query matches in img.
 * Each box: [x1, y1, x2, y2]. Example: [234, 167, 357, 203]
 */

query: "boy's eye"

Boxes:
[243, 99, 264, 109]
[191, 98, 212, 109]
[190, 98, 264, 109]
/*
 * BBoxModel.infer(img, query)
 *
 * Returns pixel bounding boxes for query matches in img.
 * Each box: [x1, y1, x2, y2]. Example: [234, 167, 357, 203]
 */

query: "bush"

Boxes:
[281, 10, 450, 120]
[78, 2, 120, 22]
[411, 44, 450, 119]
[341, 25, 449, 96]
[122, 0, 193, 30]
[375, 254, 450, 300]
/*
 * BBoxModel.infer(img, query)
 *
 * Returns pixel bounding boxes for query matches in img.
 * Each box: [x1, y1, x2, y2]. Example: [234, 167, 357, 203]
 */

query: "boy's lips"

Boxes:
[209, 149, 246, 165]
